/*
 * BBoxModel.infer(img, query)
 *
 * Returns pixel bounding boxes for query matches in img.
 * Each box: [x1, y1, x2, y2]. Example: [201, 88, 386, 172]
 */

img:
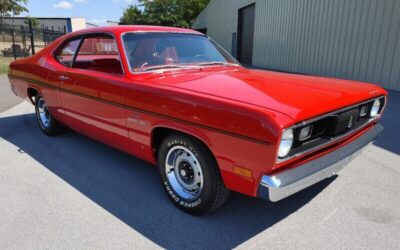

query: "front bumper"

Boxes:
[258, 124, 383, 202]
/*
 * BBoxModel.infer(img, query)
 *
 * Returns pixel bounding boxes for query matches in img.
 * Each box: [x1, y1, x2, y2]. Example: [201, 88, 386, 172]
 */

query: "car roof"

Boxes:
[65, 25, 203, 38]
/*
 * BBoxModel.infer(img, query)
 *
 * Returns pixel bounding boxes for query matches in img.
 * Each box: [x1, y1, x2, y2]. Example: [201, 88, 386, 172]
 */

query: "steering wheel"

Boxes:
[187, 54, 210, 63]
[138, 62, 149, 71]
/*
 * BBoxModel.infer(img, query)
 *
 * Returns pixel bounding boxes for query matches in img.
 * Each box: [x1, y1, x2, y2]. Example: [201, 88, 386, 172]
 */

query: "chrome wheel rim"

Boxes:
[37, 98, 50, 129]
[165, 146, 204, 200]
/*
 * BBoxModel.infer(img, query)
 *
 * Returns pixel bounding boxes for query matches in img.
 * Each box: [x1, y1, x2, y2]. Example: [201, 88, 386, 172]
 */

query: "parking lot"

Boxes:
[0, 75, 399, 249]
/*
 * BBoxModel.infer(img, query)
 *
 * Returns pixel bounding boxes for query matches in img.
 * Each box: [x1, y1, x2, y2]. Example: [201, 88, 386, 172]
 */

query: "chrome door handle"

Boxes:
[58, 75, 70, 81]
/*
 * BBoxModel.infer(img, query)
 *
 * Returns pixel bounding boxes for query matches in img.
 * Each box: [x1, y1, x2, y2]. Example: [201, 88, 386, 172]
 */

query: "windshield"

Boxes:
[122, 33, 239, 73]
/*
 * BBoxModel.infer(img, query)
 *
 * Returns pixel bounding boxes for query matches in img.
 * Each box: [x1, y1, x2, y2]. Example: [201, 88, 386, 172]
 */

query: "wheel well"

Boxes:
[151, 127, 213, 162]
[27, 88, 38, 104]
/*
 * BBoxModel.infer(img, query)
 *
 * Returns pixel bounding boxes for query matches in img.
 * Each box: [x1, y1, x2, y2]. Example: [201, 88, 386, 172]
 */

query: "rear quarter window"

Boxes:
[55, 38, 81, 67]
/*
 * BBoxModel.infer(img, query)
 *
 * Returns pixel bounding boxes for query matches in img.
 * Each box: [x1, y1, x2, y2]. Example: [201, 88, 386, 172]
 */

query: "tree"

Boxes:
[0, 0, 29, 23]
[24, 16, 39, 28]
[120, 4, 144, 25]
[119, 0, 210, 28]
[175, 0, 211, 27]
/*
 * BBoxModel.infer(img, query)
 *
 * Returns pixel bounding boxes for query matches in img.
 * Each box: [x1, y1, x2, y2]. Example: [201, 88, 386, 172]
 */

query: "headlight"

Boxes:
[278, 129, 293, 158]
[370, 99, 381, 117]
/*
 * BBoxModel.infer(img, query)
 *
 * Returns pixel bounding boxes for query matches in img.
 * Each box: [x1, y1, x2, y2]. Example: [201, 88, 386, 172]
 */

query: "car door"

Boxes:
[55, 34, 130, 152]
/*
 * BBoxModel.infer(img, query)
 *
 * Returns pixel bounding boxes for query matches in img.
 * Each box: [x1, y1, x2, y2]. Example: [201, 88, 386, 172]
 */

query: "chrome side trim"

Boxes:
[259, 123, 383, 202]
[277, 96, 386, 163]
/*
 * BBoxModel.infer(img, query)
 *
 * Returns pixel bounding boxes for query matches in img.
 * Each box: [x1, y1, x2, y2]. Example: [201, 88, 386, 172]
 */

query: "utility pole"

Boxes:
[28, 19, 35, 55]
[11, 27, 17, 60]
[10, 14, 16, 60]
[11, 13, 17, 60]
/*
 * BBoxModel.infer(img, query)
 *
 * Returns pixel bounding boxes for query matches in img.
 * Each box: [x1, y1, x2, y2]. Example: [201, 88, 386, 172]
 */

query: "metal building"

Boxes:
[193, 0, 400, 91]
[2, 17, 87, 33]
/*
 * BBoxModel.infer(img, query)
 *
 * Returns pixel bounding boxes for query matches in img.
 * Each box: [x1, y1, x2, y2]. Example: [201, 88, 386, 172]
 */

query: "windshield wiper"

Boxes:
[142, 62, 239, 72]
[197, 61, 240, 67]
[143, 64, 200, 72]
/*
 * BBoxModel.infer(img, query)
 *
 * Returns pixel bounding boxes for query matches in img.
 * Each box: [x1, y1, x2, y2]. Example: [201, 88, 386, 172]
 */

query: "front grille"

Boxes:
[327, 108, 359, 136]
[281, 96, 386, 162]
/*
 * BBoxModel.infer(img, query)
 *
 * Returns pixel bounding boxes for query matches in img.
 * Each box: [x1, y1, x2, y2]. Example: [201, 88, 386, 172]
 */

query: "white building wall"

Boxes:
[70, 18, 87, 31]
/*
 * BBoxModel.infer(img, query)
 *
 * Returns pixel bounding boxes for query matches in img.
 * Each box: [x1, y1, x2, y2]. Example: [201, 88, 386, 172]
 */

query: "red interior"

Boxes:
[74, 55, 123, 74]
[88, 58, 123, 74]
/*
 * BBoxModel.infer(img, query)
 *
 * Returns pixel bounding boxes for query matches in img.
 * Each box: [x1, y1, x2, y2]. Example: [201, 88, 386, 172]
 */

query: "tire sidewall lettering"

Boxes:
[164, 177, 202, 208]
[167, 139, 199, 158]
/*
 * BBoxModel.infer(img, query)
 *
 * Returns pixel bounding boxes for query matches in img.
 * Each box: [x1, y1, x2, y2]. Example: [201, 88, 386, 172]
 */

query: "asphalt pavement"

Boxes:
[0, 74, 399, 249]
[0, 75, 22, 112]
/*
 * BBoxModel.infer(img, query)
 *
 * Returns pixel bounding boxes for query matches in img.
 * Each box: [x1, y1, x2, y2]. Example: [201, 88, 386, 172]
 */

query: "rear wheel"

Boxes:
[34, 94, 65, 136]
[157, 133, 230, 215]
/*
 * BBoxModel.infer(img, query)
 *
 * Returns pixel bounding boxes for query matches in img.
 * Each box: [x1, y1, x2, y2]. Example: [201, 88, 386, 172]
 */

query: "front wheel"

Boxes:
[157, 133, 230, 215]
[34, 93, 65, 136]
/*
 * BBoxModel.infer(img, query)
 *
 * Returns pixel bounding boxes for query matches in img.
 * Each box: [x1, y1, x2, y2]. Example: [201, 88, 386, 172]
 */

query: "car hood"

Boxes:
[136, 67, 386, 122]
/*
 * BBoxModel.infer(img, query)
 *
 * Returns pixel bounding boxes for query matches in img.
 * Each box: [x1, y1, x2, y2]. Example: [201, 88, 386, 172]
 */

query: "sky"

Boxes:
[19, 0, 140, 26]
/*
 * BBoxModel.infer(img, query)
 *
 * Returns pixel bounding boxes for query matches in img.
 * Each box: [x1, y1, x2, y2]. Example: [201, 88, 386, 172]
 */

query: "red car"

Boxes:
[8, 26, 387, 215]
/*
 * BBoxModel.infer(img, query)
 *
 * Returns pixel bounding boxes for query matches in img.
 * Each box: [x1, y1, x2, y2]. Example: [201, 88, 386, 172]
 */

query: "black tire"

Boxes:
[34, 93, 65, 136]
[157, 133, 230, 215]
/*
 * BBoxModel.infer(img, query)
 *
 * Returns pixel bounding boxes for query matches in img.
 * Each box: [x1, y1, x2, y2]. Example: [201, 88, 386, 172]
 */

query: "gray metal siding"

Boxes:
[193, 0, 400, 90]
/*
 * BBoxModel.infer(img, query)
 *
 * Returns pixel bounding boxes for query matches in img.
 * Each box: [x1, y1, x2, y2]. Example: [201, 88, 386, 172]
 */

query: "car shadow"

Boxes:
[0, 112, 335, 249]
[373, 90, 400, 155]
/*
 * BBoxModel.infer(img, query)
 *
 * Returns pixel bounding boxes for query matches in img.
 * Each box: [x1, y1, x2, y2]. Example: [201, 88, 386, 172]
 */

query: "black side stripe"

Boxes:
[16, 75, 269, 145]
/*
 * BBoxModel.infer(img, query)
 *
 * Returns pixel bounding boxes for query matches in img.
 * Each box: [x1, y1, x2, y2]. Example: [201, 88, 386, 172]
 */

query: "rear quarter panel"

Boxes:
[8, 43, 64, 121]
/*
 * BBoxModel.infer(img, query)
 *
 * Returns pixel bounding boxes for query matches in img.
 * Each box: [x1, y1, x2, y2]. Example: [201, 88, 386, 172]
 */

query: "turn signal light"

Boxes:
[233, 166, 252, 179]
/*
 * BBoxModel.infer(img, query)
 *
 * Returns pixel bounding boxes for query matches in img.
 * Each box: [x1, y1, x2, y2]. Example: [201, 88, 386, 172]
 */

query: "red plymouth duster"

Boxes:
[8, 26, 387, 215]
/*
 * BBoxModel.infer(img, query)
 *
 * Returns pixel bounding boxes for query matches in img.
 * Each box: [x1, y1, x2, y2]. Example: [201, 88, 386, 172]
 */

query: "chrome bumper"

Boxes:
[258, 124, 384, 202]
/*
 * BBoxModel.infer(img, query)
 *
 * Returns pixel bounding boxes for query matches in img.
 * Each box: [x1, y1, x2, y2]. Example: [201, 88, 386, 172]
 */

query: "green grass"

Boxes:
[0, 57, 14, 75]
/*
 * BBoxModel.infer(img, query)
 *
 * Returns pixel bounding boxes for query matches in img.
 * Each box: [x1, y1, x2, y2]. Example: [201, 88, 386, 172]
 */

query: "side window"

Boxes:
[55, 38, 81, 67]
[74, 35, 123, 75]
